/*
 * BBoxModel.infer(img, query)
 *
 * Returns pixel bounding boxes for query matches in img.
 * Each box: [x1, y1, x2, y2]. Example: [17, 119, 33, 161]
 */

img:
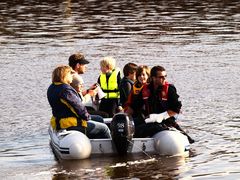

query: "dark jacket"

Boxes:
[129, 82, 182, 117]
[47, 83, 90, 129]
[119, 77, 134, 106]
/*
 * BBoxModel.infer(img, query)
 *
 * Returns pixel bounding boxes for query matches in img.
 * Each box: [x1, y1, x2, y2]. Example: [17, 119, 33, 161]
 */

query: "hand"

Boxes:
[87, 89, 96, 97]
[145, 112, 170, 124]
[145, 116, 156, 123]
[117, 106, 124, 112]
[145, 114, 159, 123]
[89, 83, 98, 90]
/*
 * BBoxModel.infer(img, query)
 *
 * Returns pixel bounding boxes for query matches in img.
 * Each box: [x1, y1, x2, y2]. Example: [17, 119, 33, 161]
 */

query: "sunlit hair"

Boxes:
[70, 74, 84, 88]
[52, 65, 72, 83]
[100, 56, 116, 70]
[123, 62, 138, 76]
[136, 65, 151, 82]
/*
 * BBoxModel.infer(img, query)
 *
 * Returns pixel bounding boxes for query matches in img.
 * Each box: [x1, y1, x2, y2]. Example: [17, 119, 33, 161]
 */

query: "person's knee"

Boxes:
[102, 123, 110, 131]
[90, 115, 104, 123]
[101, 124, 111, 138]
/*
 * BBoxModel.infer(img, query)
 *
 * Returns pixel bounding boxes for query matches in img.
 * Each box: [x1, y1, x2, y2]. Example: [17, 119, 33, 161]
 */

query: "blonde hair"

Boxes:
[100, 56, 116, 70]
[52, 65, 72, 84]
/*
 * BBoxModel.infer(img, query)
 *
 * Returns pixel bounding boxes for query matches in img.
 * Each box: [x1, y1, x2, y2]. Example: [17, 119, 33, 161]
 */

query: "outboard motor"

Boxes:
[110, 113, 135, 155]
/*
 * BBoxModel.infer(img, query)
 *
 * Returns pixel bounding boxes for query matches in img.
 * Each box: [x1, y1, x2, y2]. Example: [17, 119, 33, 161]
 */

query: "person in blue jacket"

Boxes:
[47, 65, 111, 139]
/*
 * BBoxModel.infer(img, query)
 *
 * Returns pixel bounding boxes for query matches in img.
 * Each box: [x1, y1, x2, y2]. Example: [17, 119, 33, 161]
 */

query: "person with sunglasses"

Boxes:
[125, 65, 194, 143]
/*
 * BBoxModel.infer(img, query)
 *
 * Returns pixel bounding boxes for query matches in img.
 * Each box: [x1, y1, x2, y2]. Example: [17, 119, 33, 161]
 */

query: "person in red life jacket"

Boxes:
[97, 56, 121, 117]
[126, 65, 194, 143]
[124, 65, 151, 117]
[47, 65, 111, 139]
[119, 62, 138, 107]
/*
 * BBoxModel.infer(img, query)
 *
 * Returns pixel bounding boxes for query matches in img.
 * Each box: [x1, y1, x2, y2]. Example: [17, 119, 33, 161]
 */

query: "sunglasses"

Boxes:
[156, 75, 167, 79]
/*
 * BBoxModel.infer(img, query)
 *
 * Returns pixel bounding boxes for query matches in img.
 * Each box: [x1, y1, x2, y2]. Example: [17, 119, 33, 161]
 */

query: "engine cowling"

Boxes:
[110, 113, 134, 155]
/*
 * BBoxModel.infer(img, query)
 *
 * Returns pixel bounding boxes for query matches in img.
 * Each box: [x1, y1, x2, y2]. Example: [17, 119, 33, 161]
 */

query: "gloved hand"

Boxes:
[145, 114, 158, 123]
[145, 112, 170, 123]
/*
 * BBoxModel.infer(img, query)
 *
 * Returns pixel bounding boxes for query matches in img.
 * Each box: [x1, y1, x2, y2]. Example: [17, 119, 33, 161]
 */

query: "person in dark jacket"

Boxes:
[70, 74, 107, 122]
[125, 66, 194, 143]
[119, 62, 138, 107]
[47, 65, 111, 139]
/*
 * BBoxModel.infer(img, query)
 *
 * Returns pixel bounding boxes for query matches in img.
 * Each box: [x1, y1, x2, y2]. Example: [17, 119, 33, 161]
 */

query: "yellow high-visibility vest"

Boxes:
[100, 68, 120, 98]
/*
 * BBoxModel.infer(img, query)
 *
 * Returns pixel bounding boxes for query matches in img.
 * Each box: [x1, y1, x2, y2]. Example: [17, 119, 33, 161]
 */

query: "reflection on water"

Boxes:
[1, 0, 239, 42]
[0, 0, 240, 179]
[51, 155, 187, 179]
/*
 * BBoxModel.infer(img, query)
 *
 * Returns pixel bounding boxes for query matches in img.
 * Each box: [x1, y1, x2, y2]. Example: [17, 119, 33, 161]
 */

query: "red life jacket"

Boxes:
[142, 82, 169, 114]
[161, 82, 169, 100]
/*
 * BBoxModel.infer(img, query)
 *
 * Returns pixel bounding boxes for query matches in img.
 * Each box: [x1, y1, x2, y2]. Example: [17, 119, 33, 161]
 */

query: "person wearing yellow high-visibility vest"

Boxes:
[97, 56, 122, 117]
[47, 65, 111, 139]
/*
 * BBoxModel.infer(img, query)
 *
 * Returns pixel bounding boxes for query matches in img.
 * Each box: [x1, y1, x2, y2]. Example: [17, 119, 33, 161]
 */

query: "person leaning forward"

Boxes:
[68, 52, 97, 98]
[47, 65, 111, 139]
[126, 65, 194, 143]
[68, 52, 109, 117]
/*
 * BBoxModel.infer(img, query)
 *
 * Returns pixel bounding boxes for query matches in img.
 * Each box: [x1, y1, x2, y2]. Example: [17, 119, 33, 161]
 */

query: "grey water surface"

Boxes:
[0, 0, 240, 179]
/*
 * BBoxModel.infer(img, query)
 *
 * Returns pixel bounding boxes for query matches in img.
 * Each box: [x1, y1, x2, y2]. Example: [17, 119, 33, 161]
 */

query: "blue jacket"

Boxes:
[47, 83, 89, 130]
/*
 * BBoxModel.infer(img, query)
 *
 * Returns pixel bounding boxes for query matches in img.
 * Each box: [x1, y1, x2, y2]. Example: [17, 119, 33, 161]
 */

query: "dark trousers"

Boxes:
[134, 122, 168, 138]
[99, 98, 119, 117]
[86, 106, 109, 118]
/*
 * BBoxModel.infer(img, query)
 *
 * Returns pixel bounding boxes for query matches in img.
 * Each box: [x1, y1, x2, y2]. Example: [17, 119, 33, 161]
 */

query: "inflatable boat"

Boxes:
[49, 113, 190, 160]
